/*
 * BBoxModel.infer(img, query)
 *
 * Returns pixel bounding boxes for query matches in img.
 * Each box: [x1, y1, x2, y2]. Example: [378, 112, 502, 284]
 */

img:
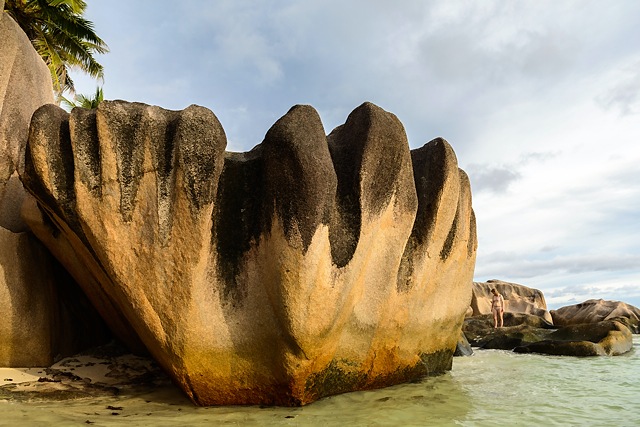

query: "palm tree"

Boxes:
[60, 86, 103, 110]
[3, 0, 109, 97]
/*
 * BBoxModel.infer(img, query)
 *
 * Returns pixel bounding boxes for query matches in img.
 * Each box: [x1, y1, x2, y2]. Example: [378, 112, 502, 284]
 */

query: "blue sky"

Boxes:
[70, 0, 640, 309]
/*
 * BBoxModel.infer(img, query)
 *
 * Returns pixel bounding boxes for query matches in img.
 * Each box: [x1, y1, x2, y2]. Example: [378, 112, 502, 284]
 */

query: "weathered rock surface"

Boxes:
[0, 229, 57, 366]
[21, 100, 477, 405]
[454, 330, 473, 356]
[514, 320, 633, 356]
[551, 299, 640, 333]
[0, 7, 54, 230]
[463, 313, 555, 350]
[470, 280, 552, 323]
[0, 4, 54, 366]
[464, 313, 633, 356]
[0, 8, 108, 367]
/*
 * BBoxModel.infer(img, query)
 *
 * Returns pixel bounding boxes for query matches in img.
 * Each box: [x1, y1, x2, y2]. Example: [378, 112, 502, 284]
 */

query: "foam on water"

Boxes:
[2, 337, 639, 426]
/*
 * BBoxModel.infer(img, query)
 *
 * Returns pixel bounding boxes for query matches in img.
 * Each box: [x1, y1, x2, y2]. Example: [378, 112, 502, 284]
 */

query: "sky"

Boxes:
[70, 0, 640, 309]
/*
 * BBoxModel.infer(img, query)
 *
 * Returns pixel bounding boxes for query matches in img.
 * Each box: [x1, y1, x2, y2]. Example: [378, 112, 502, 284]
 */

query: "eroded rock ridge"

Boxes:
[21, 100, 477, 405]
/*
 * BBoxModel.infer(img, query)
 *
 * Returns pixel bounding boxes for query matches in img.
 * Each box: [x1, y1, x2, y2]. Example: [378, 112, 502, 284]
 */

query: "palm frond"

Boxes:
[59, 93, 77, 111]
[60, 86, 103, 110]
[5, 0, 108, 96]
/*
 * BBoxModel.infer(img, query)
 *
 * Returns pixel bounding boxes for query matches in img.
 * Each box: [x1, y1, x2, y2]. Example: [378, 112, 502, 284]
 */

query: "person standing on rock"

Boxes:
[491, 288, 505, 328]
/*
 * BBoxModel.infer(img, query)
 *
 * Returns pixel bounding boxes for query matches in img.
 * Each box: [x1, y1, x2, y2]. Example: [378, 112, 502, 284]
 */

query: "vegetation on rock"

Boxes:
[60, 86, 103, 110]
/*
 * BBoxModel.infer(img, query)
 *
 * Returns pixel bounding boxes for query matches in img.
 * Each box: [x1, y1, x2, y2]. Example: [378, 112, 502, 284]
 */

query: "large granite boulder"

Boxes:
[0, 4, 48, 198]
[0, 6, 108, 367]
[0, 4, 54, 229]
[20, 100, 477, 405]
[514, 320, 633, 356]
[1, 1, 54, 367]
[470, 280, 552, 323]
[551, 299, 640, 333]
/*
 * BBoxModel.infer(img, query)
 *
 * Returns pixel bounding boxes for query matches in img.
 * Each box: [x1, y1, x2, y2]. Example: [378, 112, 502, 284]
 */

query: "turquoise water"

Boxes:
[2, 336, 639, 426]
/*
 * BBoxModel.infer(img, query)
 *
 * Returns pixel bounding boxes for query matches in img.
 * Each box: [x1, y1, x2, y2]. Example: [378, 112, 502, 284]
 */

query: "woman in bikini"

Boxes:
[491, 288, 505, 328]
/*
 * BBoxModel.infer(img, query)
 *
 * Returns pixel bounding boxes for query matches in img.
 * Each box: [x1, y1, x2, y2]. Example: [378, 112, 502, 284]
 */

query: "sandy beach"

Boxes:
[0, 342, 170, 403]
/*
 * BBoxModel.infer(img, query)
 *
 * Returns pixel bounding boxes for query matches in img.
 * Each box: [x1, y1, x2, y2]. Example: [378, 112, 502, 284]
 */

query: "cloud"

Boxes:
[476, 252, 640, 280]
[545, 282, 640, 299]
[518, 151, 559, 165]
[544, 282, 640, 309]
[464, 151, 557, 194]
[596, 61, 640, 116]
[465, 164, 521, 194]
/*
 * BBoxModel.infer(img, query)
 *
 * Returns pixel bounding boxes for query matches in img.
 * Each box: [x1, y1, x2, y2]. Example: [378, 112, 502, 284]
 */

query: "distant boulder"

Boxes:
[464, 313, 632, 356]
[514, 320, 633, 356]
[463, 312, 554, 350]
[470, 280, 552, 323]
[551, 299, 640, 333]
[465, 282, 638, 356]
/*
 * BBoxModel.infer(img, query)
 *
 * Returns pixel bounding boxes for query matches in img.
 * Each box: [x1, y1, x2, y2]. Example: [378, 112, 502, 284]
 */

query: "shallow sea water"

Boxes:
[2, 336, 639, 426]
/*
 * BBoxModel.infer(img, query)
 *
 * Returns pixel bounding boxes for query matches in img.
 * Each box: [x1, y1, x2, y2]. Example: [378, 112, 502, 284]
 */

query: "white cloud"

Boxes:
[476, 253, 640, 279]
[596, 59, 640, 116]
[465, 164, 521, 194]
